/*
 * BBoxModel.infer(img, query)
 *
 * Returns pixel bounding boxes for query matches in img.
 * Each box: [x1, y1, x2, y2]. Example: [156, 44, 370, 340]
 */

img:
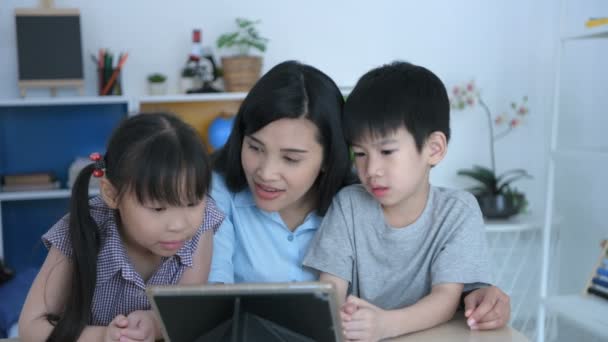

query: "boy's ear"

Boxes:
[99, 178, 119, 209]
[425, 131, 447, 166]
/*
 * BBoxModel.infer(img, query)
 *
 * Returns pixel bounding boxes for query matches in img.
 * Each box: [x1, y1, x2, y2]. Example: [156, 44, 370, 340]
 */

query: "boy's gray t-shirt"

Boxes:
[303, 184, 492, 310]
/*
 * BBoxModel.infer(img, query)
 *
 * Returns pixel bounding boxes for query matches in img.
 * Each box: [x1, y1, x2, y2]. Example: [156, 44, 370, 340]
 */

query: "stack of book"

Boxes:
[587, 242, 608, 300]
[0, 172, 60, 192]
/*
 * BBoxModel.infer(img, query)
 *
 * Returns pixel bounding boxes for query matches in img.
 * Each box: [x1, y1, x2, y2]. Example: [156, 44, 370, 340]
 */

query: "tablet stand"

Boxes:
[194, 297, 315, 342]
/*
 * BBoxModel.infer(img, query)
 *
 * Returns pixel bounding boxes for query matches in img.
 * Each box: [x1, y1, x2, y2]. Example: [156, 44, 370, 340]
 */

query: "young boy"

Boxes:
[303, 61, 492, 341]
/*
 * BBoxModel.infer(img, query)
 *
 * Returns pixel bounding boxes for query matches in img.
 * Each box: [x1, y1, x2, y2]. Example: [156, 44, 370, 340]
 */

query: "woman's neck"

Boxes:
[279, 190, 317, 232]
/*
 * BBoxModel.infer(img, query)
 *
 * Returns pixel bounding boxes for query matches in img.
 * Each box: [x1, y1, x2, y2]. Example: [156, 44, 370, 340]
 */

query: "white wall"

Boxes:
[0, 0, 557, 215]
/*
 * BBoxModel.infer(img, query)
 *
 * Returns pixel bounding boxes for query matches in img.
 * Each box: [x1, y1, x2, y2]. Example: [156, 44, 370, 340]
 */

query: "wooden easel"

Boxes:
[18, 79, 85, 98]
[16, 0, 84, 97]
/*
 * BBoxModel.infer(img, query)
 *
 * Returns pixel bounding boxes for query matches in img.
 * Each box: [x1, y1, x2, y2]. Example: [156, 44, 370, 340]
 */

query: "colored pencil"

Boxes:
[101, 53, 129, 96]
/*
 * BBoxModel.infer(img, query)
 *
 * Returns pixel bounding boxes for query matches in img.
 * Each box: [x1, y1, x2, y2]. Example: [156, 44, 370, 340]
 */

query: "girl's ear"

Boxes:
[425, 131, 448, 166]
[99, 178, 119, 209]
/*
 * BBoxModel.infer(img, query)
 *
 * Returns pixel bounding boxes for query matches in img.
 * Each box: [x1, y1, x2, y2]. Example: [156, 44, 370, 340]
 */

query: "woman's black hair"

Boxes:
[213, 60, 353, 215]
[46, 113, 211, 341]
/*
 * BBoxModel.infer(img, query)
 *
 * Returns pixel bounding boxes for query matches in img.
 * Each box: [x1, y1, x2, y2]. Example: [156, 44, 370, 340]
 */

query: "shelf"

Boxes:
[0, 188, 100, 201]
[0, 88, 355, 108]
[139, 88, 352, 103]
[484, 215, 542, 233]
[552, 148, 608, 158]
[0, 96, 129, 107]
[138, 93, 248, 104]
[562, 26, 608, 41]
[544, 294, 608, 338]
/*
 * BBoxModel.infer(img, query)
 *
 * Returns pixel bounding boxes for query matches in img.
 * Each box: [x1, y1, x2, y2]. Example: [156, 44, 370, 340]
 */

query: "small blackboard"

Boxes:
[15, 8, 84, 96]
[148, 282, 344, 342]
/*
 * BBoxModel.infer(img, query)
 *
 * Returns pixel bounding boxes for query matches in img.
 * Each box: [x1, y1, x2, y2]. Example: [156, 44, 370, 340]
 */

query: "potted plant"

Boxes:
[457, 165, 531, 219]
[451, 81, 532, 219]
[147, 73, 167, 95]
[217, 18, 269, 92]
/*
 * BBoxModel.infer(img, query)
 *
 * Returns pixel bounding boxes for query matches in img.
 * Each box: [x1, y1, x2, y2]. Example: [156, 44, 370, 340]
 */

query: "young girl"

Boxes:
[18, 113, 224, 341]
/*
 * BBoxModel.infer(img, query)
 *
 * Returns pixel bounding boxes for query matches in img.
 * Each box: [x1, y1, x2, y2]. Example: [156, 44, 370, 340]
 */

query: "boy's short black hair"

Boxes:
[343, 61, 450, 152]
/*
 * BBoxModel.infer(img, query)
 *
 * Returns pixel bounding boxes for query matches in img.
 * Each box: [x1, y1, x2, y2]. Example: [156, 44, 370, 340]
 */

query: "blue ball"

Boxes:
[208, 115, 235, 150]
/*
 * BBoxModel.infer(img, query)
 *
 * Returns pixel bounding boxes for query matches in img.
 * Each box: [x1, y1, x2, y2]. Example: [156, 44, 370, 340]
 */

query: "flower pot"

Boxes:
[148, 82, 167, 96]
[474, 193, 525, 219]
[221, 56, 262, 92]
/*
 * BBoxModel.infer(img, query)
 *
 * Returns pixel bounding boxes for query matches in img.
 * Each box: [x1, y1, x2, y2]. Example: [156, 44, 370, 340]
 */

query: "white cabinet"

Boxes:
[539, 1, 608, 340]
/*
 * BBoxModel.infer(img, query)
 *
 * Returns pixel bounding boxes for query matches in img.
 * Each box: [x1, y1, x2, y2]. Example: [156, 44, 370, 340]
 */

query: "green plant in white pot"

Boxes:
[147, 73, 167, 96]
[217, 18, 269, 92]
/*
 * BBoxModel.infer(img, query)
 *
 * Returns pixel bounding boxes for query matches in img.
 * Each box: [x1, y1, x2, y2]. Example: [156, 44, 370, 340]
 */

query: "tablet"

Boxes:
[147, 282, 343, 342]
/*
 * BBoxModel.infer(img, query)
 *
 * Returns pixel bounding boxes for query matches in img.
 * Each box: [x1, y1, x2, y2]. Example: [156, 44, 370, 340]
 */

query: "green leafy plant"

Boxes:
[457, 165, 531, 196]
[181, 67, 197, 78]
[147, 73, 167, 83]
[217, 18, 269, 55]
[458, 165, 530, 215]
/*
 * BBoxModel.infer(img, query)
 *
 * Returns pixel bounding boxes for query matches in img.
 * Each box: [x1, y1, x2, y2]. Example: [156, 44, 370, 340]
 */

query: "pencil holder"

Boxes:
[98, 68, 122, 96]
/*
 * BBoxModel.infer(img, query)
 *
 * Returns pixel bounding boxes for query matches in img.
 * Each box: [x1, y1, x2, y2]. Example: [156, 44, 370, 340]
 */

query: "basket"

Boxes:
[221, 56, 262, 92]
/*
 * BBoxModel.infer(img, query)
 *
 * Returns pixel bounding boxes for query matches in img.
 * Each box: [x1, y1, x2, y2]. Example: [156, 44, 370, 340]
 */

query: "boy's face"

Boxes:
[351, 127, 443, 222]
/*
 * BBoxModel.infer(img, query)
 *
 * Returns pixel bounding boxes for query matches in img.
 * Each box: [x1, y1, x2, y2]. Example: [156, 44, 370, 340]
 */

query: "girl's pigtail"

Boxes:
[47, 163, 100, 342]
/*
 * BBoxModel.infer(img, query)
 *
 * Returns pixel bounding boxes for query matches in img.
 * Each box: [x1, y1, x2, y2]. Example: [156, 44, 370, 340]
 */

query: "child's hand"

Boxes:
[105, 314, 129, 341]
[340, 301, 358, 322]
[341, 295, 389, 342]
[120, 310, 157, 342]
[105, 311, 156, 342]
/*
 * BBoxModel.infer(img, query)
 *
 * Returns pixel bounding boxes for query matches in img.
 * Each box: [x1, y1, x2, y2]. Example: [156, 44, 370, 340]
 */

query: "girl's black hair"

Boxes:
[343, 61, 450, 152]
[46, 113, 211, 341]
[213, 60, 353, 216]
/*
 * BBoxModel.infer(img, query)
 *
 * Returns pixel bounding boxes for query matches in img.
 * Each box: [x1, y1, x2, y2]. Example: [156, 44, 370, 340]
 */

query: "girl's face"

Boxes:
[241, 117, 324, 226]
[106, 188, 207, 258]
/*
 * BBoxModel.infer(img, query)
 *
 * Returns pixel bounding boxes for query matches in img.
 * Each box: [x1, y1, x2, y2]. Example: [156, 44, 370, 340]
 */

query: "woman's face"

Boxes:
[241, 117, 324, 223]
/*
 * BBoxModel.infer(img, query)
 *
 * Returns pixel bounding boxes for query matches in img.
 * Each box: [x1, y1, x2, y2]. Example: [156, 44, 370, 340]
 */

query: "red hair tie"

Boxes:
[89, 152, 105, 177]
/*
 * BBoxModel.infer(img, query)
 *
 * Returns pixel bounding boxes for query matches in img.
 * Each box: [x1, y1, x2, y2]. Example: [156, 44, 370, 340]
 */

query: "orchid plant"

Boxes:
[451, 81, 529, 173]
[450, 81, 532, 204]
